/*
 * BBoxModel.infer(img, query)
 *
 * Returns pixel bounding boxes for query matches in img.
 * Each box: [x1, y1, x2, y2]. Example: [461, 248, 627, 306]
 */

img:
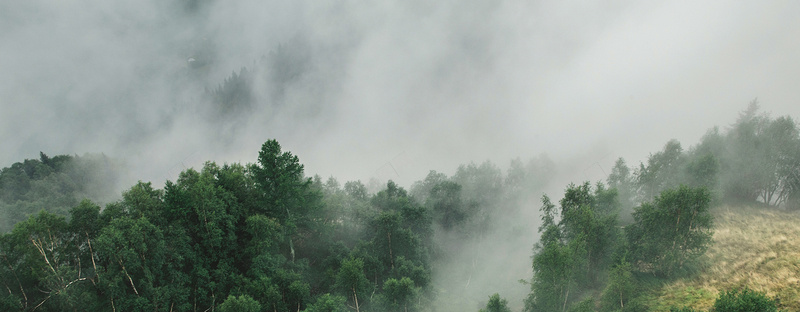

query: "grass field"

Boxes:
[647, 205, 800, 311]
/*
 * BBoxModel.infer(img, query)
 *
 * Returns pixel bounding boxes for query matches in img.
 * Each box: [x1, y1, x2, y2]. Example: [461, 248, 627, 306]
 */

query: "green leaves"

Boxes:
[381, 277, 417, 312]
[0, 139, 444, 311]
[306, 293, 348, 312]
[218, 294, 261, 312]
[528, 182, 632, 311]
[712, 287, 781, 312]
[480, 293, 512, 312]
[626, 185, 713, 277]
[335, 257, 370, 311]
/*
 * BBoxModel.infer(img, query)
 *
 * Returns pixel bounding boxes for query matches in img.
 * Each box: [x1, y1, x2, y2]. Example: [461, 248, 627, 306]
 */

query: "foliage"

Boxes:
[608, 157, 637, 223]
[636, 140, 686, 202]
[0, 152, 121, 233]
[2, 100, 798, 311]
[380, 277, 418, 312]
[626, 185, 713, 277]
[334, 257, 370, 312]
[568, 297, 595, 312]
[713, 287, 781, 312]
[218, 294, 261, 312]
[526, 182, 621, 312]
[600, 257, 637, 311]
[480, 293, 512, 312]
[0, 140, 442, 311]
[713, 101, 800, 206]
[305, 293, 348, 312]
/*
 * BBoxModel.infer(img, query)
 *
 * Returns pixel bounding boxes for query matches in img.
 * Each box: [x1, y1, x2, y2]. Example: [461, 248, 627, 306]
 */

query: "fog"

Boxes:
[3, 0, 800, 309]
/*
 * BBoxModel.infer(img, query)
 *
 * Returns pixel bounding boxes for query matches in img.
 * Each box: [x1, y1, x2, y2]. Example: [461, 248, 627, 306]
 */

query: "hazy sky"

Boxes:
[2, 0, 799, 189]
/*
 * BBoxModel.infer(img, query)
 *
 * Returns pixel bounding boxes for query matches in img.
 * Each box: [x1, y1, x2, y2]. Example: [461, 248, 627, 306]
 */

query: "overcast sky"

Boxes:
[2, 0, 799, 189]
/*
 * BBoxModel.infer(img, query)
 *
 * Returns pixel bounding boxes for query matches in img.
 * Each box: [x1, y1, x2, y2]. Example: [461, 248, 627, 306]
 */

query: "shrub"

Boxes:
[713, 287, 780, 312]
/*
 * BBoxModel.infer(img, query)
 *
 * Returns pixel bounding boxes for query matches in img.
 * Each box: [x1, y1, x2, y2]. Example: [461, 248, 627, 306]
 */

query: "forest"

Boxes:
[1, 101, 799, 312]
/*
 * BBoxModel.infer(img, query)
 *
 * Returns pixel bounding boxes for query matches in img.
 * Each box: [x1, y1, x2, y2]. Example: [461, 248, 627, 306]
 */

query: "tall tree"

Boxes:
[250, 139, 318, 262]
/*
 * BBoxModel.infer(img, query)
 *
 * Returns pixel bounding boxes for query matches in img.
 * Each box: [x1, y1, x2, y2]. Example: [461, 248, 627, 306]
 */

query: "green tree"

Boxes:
[3, 210, 95, 311]
[218, 294, 262, 312]
[685, 154, 719, 192]
[335, 257, 369, 312]
[600, 257, 636, 311]
[306, 293, 347, 312]
[95, 216, 165, 311]
[427, 181, 467, 231]
[608, 158, 637, 222]
[480, 293, 512, 312]
[559, 182, 620, 286]
[250, 139, 318, 262]
[719, 100, 800, 206]
[636, 140, 686, 201]
[306, 293, 348, 312]
[626, 185, 713, 277]
[525, 195, 587, 312]
[382, 277, 417, 312]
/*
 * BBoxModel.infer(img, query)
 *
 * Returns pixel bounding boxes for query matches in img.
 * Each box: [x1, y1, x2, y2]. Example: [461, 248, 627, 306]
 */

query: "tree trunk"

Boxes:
[353, 286, 360, 312]
[118, 259, 139, 296]
[387, 232, 394, 270]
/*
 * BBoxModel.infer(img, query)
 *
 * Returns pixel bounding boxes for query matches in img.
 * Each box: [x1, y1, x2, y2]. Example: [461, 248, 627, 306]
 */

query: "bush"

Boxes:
[713, 287, 780, 312]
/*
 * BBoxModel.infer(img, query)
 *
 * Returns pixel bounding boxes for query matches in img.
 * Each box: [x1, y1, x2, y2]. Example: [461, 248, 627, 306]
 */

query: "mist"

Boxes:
[3, 0, 800, 310]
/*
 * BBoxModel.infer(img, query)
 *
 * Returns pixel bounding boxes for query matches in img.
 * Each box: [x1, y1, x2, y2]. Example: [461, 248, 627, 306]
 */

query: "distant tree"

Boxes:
[427, 181, 467, 230]
[626, 185, 713, 277]
[685, 154, 719, 192]
[760, 116, 800, 206]
[344, 180, 369, 200]
[608, 158, 637, 221]
[0, 153, 120, 233]
[721, 100, 800, 207]
[410, 170, 448, 203]
[636, 140, 686, 201]
[480, 293, 512, 312]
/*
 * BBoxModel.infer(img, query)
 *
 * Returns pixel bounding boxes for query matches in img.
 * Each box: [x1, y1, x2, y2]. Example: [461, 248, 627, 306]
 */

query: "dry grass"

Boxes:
[649, 205, 800, 311]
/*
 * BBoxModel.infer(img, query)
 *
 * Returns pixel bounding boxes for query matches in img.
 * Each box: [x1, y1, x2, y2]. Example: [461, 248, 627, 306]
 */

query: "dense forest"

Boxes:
[1, 101, 799, 311]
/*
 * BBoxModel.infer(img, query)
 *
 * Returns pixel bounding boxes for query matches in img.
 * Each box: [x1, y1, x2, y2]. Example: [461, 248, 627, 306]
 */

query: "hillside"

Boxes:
[649, 205, 800, 311]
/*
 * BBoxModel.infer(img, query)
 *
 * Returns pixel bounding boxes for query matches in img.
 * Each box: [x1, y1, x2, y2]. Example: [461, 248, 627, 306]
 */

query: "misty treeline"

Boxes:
[1, 102, 798, 311]
[0, 153, 121, 233]
[0, 139, 554, 312]
[522, 101, 799, 312]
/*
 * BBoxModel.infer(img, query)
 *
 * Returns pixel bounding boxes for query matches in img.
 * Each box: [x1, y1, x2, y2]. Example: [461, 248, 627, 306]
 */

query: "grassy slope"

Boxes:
[647, 205, 800, 311]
